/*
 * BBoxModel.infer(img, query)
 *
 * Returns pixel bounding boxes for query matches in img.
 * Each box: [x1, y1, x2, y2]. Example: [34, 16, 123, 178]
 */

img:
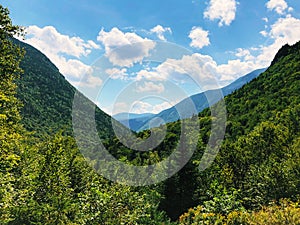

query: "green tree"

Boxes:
[0, 4, 25, 223]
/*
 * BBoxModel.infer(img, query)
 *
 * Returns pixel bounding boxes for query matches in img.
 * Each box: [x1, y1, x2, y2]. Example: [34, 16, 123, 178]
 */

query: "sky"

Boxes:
[1, 0, 300, 115]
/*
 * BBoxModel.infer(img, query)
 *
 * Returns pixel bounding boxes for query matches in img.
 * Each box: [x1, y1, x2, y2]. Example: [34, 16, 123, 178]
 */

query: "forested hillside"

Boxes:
[0, 6, 173, 224]
[1, 4, 300, 224]
[133, 68, 266, 132]
[15, 39, 117, 140]
[103, 40, 300, 222]
[177, 40, 300, 224]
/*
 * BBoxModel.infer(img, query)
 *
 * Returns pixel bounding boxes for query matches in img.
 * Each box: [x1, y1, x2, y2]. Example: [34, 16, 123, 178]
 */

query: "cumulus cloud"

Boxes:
[161, 54, 218, 86]
[130, 101, 173, 114]
[189, 27, 210, 49]
[136, 82, 165, 93]
[224, 15, 300, 85]
[97, 27, 156, 67]
[73, 74, 103, 88]
[266, 0, 289, 15]
[216, 59, 257, 83]
[204, 0, 237, 26]
[135, 14, 300, 92]
[102, 102, 130, 116]
[57, 57, 93, 80]
[105, 67, 128, 80]
[105, 100, 173, 115]
[104, 48, 265, 115]
[255, 15, 300, 67]
[269, 15, 300, 43]
[25, 25, 99, 58]
[24, 25, 100, 86]
[235, 48, 255, 61]
[136, 69, 166, 81]
[135, 54, 222, 90]
[139, 50, 272, 88]
[150, 25, 172, 41]
[164, 53, 257, 86]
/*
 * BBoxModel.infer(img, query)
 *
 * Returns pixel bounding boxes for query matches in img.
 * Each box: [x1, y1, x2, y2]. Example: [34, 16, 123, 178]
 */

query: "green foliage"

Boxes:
[202, 181, 244, 215]
[14, 39, 115, 140]
[0, 4, 25, 223]
[9, 133, 172, 224]
[179, 199, 300, 225]
[1, 3, 300, 224]
[98, 41, 300, 221]
[1, 5, 172, 224]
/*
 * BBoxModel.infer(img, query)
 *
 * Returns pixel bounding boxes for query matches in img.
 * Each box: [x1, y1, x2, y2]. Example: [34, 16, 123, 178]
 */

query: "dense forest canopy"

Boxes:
[1, 4, 300, 224]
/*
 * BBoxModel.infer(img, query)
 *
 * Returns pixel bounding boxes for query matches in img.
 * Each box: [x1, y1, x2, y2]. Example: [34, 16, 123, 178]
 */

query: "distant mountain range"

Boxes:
[113, 112, 155, 131]
[15, 37, 267, 135]
[113, 112, 155, 121]
[117, 68, 266, 132]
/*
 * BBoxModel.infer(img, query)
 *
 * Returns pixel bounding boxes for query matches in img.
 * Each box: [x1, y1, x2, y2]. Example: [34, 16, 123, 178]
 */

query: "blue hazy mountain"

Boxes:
[119, 68, 266, 131]
[113, 113, 155, 131]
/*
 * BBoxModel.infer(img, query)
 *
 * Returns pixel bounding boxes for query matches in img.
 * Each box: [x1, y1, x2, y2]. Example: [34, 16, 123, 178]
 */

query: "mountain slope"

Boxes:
[174, 41, 300, 224]
[223, 42, 300, 137]
[106, 41, 300, 220]
[113, 112, 155, 132]
[14, 39, 116, 138]
[135, 68, 266, 131]
[11, 37, 300, 223]
[113, 112, 155, 121]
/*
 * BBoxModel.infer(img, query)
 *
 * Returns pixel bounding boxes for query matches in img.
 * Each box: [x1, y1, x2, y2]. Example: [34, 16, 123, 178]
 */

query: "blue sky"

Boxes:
[2, 0, 300, 115]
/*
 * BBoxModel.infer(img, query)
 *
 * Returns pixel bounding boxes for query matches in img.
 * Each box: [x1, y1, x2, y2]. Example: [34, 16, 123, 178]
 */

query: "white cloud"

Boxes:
[105, 48, 267, 115]
[262, 17, 269, 23]
[102, 102, 130, 116]
[189, 27, 210, 49]
[216, 59, 256, 82]
[130, 101, 173, 114]
[149, 52, 263, 87]
[105, 67, 128, 80]
[135, 14, 300, 90]
[150, 25, 172, 41]
[204, 0, 237, 26]
[136, 82, 165, 93]
[260, 30, 268, 37]
[235, 48, 255, 61]
[73, 74, 103, 88]
[97, 27, 156, 67]
[225, 15, 300, 83]
[136, 69, 166, 81]
[105, 100, 173, 115]
[269, 15, 300, 44]
[57, 58, 91, 79]
[136, 54, 222, 90]
[266, 0, 289, 15]
[24, 25, 100, 86]
[161, 54, 218, 86]
[25, 25, 99, 58]
[256, 15, 300, 67]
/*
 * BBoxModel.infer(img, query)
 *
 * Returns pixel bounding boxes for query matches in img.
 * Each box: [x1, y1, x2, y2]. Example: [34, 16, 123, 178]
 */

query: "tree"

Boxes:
[0, 4, 25, 223]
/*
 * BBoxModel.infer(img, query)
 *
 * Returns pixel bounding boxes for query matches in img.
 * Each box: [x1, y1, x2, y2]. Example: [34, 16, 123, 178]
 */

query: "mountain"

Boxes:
[8, 36, 300, 224]
[113, 112, 155, 131]
[14, 39, 117, 139]
[133, 68, 266, 131]
[113, 112, 154, 122]
[16, 37, 265, 135]
[102, 41, 300, 220]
